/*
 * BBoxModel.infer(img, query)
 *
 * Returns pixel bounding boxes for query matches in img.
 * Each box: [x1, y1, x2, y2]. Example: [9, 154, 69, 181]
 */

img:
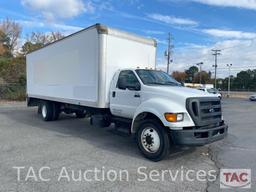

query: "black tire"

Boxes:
[52, 103, 60, 121]
[75, 110, 86, 118]
[136, 119, 170, 161]
[40, 101, 54, 121]
[37, 105, 42, 114]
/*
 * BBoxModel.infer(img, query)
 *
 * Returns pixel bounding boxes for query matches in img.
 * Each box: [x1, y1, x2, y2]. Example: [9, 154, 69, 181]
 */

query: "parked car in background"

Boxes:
[198, 87, 222, 99]
[249, 94, 256, 101]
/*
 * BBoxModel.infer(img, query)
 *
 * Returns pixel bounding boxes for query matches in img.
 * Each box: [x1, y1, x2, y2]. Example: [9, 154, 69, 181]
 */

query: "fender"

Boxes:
[131, 97, 195, 133]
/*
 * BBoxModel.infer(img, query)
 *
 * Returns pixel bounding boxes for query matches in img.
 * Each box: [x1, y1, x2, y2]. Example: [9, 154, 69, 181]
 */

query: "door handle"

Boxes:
[134, 93, 140, 98]
[112, 91, 116, 98]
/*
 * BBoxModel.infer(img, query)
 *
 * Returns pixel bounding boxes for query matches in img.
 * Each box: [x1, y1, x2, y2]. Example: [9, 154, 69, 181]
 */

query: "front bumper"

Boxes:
[170, 123, 228, 146]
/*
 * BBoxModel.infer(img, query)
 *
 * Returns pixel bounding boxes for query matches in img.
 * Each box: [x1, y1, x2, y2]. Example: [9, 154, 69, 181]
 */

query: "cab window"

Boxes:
[117, 70, 140, 90]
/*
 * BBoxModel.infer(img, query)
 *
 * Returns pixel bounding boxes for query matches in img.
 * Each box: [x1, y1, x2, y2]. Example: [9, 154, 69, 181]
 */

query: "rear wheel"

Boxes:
[38, 105, 42, 114]
[40, 101, 54, 121]
[52, 103, 60, 120]
[136, 119, 170, 161]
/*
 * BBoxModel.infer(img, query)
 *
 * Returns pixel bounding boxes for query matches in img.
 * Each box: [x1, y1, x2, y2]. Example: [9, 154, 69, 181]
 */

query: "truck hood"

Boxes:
[143, 85, 215, 100]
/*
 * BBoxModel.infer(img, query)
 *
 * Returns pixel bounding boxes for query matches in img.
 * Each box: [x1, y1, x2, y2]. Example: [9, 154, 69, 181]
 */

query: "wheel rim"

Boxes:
[141, 127, 160, 153]
[42, 105, 47, 118]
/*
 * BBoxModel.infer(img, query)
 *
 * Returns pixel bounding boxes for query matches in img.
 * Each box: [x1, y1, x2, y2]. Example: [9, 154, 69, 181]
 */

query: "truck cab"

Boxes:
[109, 69, 228, 161]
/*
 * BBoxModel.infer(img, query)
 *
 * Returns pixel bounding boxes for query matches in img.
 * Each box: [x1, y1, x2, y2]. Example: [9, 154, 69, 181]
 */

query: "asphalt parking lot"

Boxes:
[208, 98, 256, 191]
[0, 98, 255, 192]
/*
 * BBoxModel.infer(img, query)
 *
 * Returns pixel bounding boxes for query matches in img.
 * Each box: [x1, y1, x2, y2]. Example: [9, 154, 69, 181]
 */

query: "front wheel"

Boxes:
[136, 119, 170, 161]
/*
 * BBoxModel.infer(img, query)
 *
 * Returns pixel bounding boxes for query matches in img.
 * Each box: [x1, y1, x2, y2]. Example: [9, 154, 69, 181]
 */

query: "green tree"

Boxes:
[236, 71, 251, 90]
[21, 41, 44, 55]
[185, 66, 199, 83]
[0, 30, 12, 57]
[21, 31, 64, 55]
[194, 71, 211, 84]
[172, 71, 187, 82]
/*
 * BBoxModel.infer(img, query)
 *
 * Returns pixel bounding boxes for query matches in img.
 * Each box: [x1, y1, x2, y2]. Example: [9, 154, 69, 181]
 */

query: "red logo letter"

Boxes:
[239, 173, 248, 182]
[223, 172, 231, 182]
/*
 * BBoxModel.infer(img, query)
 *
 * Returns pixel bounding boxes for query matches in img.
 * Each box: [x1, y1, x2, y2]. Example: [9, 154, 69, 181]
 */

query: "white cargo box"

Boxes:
[27, 24, 156, 108]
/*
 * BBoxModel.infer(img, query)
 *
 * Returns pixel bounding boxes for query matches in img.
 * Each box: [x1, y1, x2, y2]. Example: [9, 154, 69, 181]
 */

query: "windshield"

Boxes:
[135, 69, 181, 86]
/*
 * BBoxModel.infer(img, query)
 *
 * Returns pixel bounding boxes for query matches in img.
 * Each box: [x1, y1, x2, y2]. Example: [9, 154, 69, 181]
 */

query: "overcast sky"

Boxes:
[1, 0, 256, 77]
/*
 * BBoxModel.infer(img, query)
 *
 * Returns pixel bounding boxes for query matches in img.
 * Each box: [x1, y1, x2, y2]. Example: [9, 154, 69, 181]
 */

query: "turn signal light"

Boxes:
[164, 113, 184, 122]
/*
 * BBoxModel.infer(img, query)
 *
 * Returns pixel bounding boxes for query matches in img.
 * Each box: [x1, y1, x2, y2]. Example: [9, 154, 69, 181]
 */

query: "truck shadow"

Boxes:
[6, 107, 197, 161]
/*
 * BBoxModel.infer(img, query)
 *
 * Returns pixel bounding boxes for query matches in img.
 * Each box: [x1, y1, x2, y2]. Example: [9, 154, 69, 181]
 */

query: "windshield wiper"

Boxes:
[166, 81, 179, 86]
[147, 82, 179, 86]
[147, 82, 166, 85]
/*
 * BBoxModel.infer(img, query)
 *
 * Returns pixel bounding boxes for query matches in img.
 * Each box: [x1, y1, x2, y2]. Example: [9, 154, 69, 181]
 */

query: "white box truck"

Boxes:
[27, 24, 228, 161]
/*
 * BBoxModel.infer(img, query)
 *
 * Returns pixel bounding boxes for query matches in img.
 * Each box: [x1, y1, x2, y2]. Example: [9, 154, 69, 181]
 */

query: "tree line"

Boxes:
[172, 66, 213, 84]
[218, 70, 256, 91]
[0, 18, 64, 100]
[172, 66, 256, 91]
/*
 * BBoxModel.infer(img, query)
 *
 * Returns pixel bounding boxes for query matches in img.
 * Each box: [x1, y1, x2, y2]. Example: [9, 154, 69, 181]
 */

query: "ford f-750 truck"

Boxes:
[27, 24, 228, 161]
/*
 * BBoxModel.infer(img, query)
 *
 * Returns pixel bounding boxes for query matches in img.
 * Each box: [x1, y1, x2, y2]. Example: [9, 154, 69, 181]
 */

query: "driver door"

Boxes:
[110, 70, 141, 119]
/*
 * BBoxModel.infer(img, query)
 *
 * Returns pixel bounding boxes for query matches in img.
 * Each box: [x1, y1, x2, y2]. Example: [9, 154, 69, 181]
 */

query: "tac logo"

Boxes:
[220, 169, 251, 189]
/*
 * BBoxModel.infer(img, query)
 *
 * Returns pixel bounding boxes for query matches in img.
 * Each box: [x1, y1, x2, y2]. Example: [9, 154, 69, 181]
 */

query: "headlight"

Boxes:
[164, 113, 184, 122]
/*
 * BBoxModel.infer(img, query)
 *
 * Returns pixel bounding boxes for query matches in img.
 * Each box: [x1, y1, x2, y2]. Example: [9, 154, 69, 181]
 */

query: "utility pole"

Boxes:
[196, 62, 204, 84]
[227, 64, 232, 98]
[165, 33, 173, 74]
[212, 49, 221, 88]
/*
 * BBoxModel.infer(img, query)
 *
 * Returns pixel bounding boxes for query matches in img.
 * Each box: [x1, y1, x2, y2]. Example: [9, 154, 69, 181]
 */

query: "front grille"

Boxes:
[186, 97, 222, 127]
